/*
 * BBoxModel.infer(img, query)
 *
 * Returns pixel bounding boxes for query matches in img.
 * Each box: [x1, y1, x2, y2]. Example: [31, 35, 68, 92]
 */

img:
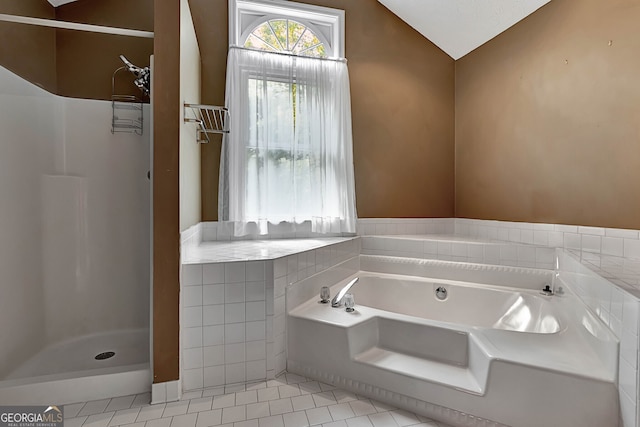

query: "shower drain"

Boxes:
[95, 351, 116, 360]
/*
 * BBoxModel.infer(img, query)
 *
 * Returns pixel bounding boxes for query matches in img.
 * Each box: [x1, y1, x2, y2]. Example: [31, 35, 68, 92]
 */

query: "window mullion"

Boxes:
[252, 33, 281, 52]
[290, 27, 307, 53]
[267, 20, 286, 51]
[286, 19, 289, 51]
[298, 42, 323, 55]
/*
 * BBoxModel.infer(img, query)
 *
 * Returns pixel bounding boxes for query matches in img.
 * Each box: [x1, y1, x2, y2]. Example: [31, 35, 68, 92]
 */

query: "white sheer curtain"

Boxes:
[219, 47, 357, 236]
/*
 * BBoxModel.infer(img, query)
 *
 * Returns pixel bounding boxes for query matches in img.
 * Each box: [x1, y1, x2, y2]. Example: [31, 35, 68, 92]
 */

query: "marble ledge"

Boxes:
[181, 236, 357, 264]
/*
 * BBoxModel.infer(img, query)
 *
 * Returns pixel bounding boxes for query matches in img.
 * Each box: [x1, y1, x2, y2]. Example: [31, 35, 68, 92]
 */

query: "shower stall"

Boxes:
[0, 35, 152, 403]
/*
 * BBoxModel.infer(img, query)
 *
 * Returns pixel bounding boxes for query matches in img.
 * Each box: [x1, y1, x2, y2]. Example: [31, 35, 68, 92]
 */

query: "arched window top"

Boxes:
[230, 0, 344, 59]
[244, 19, 327, 58]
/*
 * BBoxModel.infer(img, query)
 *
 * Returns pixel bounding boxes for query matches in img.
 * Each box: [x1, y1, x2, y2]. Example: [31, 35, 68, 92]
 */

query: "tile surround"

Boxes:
[181, 218, 640, 426]
[358, 218, 640, 295]
[356, 218, 454, 237]
[182, 221, 354, 245]
[358, 217, 640, 256]
[181, 260, 270, 390]
[181, 237, 360, 392]
[360, 235, 556, 269]
[454, 218, 640, 260]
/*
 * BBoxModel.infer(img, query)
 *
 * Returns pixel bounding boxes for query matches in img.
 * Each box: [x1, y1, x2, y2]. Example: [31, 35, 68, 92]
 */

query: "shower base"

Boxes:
[0, 329, 150, 405]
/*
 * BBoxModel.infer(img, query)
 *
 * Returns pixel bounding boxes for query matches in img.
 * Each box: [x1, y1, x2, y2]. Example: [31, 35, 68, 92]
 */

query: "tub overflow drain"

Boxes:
[435, 286, 448, 300]
[95, 351, 115, 360]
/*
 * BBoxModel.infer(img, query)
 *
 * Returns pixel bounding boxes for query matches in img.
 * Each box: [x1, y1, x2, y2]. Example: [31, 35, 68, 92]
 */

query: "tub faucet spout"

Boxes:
[542, 271, 561, 296]
[331, 277, 359, 307]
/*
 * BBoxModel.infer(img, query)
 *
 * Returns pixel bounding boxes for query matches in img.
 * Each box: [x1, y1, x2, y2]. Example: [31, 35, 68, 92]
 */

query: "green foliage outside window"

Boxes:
[244, 19, 327, 58]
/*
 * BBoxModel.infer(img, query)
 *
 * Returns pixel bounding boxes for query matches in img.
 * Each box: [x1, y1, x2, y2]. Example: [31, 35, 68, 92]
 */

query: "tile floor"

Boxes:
[63, 373, 453, 427]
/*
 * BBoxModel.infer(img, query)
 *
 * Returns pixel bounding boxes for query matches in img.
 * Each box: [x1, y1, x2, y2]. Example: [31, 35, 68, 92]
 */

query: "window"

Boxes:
[244, 19, 327, 58]
[221, 0, 355, 236]
[229, 0, 344, 58]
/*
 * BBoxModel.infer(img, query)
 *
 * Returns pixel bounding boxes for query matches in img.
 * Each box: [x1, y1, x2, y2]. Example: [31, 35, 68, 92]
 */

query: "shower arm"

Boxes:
[118, 55, 151, 96]
[119, 55, 145, 78]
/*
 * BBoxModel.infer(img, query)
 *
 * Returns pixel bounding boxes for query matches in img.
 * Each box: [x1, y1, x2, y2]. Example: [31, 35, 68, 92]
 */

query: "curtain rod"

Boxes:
[229, 45, 347, 63]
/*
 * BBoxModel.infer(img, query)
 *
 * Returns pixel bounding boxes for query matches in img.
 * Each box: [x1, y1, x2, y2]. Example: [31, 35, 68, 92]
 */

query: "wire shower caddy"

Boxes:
[111, 66, 143, 135]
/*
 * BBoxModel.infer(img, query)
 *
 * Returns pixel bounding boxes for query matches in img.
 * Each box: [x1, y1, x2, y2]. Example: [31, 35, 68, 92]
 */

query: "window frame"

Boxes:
[229, 0, 345, 59]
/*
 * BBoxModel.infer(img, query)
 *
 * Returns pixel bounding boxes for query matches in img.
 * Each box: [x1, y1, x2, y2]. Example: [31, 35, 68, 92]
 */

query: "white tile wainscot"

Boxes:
[355, 218, 640, 266]
[180, 234, 360, 392]
[558, 250, 640, 427]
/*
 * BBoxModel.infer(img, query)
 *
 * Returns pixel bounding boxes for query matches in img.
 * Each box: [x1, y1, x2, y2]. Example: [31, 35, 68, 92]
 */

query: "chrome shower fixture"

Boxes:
[119, 55, 151, 96]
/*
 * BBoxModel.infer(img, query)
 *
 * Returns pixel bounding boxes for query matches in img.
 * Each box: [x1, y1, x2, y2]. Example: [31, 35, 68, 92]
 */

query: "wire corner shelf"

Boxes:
[184, 103, 229, 143]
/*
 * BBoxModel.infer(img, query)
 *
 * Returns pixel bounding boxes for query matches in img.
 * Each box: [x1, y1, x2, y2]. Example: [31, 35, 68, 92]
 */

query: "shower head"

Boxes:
[119, 54, 151, 96]
[119, 55, 145, 78]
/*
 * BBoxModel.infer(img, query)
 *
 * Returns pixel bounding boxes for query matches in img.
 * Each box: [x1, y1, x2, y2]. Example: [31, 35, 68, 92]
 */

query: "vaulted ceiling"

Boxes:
[377, 0, 552, 59]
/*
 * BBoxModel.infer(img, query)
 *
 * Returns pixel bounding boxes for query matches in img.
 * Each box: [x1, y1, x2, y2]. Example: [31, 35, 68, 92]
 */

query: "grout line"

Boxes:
[69, 373, 462, 427]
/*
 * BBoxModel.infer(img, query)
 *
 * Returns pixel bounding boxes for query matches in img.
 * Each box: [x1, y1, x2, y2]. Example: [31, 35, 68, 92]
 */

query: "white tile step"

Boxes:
[353, 346, 483, 395]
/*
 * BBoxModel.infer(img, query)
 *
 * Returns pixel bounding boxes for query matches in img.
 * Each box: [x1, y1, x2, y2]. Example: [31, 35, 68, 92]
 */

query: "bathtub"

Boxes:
[287, 265, 619, 427]
[347, 275, 561, 334]
[0, 329, 150, 405]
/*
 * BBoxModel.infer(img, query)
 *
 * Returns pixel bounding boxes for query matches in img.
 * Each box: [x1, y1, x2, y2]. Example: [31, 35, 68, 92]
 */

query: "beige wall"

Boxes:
[0, 0, 56, 92]
[179, 0, 202, 231]
[55, 0, 153, 100]
[0, 0, 153, 100]
[188, 0, 226, 220]
[455, 0, 640, 229]
[55, 29, 153, 100]
[189, 0, 456, 220]
[54, 0, 153, 30]
[0, 0, 153, 99]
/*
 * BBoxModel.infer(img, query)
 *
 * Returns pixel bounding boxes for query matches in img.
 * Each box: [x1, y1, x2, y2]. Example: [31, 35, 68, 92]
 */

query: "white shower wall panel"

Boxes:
[43, 98, 151, 344]
[0, 66, 54, 378]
